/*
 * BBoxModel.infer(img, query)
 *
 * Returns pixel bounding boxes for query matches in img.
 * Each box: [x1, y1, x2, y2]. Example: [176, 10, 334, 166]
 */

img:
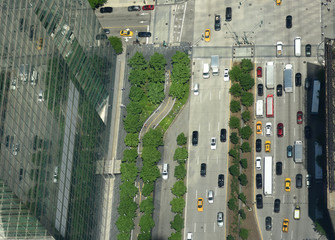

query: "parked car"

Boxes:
[266, 122, 271, 136]
[204, 29, 210, 42]
[220, 128, 226, 142]
[274, 199, 280, 213]
[306, 44, 311, 57]
[265, 217, 272, 231]
[218, 174, 224, 188]
[192, 131, 198, 146]
[100, 7, 113, 13]
[276, 162, 282, 175]
[257, 67, 262, 77]
[258, 84, 263, 96]
[277, 84, 283, 96]
[297, 111, 303, 124]
[214, 15, 221, 31]
[256, 121, 262, 134]
[142, 5, 155, 10]
[306, 174, 312, 188]
[286, 15, 292, 28]
[256, 139, 261, 152]
[256, 174, 262, 189]
[305, 78, 311, 90]
[138, 32, 151, 37]
[265, 141, 271, 152]
[256, 157, 261, 170]
[103, 29, 110, 34]
[225, 7, 232, 21]
[287, 145, 293, 157]
[128, 5, 141, 11]
[295, 73, 302, 86]
[296, 174, 302, 188]
[256, 194, 263, 209]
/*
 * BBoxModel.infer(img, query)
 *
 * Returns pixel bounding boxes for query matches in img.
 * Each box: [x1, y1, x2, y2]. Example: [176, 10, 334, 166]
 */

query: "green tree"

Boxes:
[120, 181, 138, 199]
[173, 147, 188, 163]
[171, 180, 187, 197]
[123, 114, 142, 133]
[314, 220, 326, 235]
[241, 142, 251, 153]
[149, 52, 167, 71]
[170, 197, 185, 213]
[230, 132, 239, 144]
[140, 196, 154, 214]
[142, 129, 163, 148]
[170, 214, 184, 231]
[108, 36, 123, 54]
[128, 52, 148, 70]
[118, 197, 137, 218]
[141, 163, 160, 183]
[229, 165, 239, 177]
[172, 51, 190, 66]
[168, 231, 182, 240]
[227, 235, 235, 240]
[124, 133, 139, 148]
[127, 102, 142, 115]
[138, 232, 151, 240]
[229, 65, 243, 82]
[128, 68, 148, 86]
[239, 209, 246, 219]
[129, 86, 144, 102]
[148, 68, 165, 83]
[230, 100, 241, 113]
[142, 182, 154, 197]
[241, 110, 250, 122]
[171, 64, 191, 84]
[177, 132, 187, 146]
[169, 82, 186, 100]
[240, 59, 253, 73]
[239, 126, 252, 140]
[240, 73, 255, 91]
[229, 116, 240, 129]
[229, 148, 238, 159]
[120, 162, 138, 183]
[117, 232, 131, 240]
[239, 173, 248, 186]
[139, 214, 155, 233]
[230, 83, 242, 97]
[123, 148, 138, 163]
[239, 228, 249, 240]
[241, 92, 254, 107]
[174, 163, 186, 180]
[228, 198, 237, 211]
[240, 158, 248, 169]
[141, 146, 161, 164]
[116, 215, 134, 233]
[147, 82, 165, 104]
[238, 193, 247, 203]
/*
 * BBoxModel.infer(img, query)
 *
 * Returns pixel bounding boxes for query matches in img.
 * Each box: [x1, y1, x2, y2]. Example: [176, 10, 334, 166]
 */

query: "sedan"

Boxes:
[285, 178, 291, 192]
[218, 174, 224, 188]
[306, 174, 312, 188]
[306, 44, 311, 57]
[256, 194, 263, 209]
[103, 29, 110, 34]
[265, 141, 271, 152]
[257, 67, 262, 77]
[256, 121, 262, 134]
[217, 212, 224, 227]
[282, 219, 289, 232]
[266, 217, 272, 231]
[296, 174, 302, 188]
[210, 137, 216, 150]
[274, 199, 280, 213]
[256, 139, 261, 152]
[214, 15, 221, 31]
[220, 128, 226, 142]
[128, 5, 141, 11]
[138, 32, 152, 37]
[297, 111, 303, 124]
[197, 198, 204, 212]
[287, 145, 293, 157]
[286, 15, 292, 28]
[200, 163, 206, 177]
[276, 162, 282, 175]
[142, 5, 155, 10]
[120, 30, 133, 37]
[257, 84, 263, 96]
[295, 73, 302, 86]
[223, 68, 230, 81]
[204, 29, 211, 42]
[277, 84, 282, 96]
[256, 157, 261, 170]
[277, 123, 284, 137]
[256, 174, 262, 189]
[100, 7, 113, 13]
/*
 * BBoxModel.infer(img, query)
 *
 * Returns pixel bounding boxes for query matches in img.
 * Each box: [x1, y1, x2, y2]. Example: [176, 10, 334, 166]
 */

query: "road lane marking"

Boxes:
[208, 122, 211, 132]
[217, 121, 220, 131]
[204, 223, 206, 232]
[210, 90, 212, 101]
[194, 222, 196, 232]
[195, 190, 198, 199]
[294, 127, 296, 136]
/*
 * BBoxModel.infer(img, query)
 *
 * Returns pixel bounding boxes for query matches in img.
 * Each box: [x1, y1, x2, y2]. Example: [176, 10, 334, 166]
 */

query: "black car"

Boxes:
[265, 216, 272, 231]
[5, 135, 10, 148]
[306, 44, 311, 57]
[286, 15, 292, 28]
[100, 7, 113, 13]
[276, 84, 282, 97]
[96, 34, 107, 40]
[138, 32, 151, 37]
[304, 126, 311, 138]
[257, 84, 263, 96]
[295, 73, 301, 86]
[103, 29, 110, 34]
[225, 7, 232, 22]
[220, 128, 226, 142]
[274, 199, 280, 213]
[296, 174, 302, 188]
[218, 174, 224, 188]
[192, 131, 198, 146]
[128, 5, 141, 11]
[276, 162, 282, 175]
[256, 139, 261, 152]
[256, 174, 262, 189]
[256, 194, 263, 209]
[214, 15, 221, 31]
[200, 163, 206, 177]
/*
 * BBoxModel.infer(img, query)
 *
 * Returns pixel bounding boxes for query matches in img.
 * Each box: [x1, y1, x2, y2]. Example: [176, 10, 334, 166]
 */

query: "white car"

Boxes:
[210, 137, 217, 150]
[187, 232, 193, 240]
[162, 163, 168, 180]
[266, 122, 272, 136]
[256, 157, 261, 170]
[217, 212, 224, 227]
[53, 166, 58, 183]
[208, 190, 214, 204]
[38, 90, 44, 102]
[223, 68, 229, 81]
[306, 174, 311, 188]
[276, 41, 283, 56]
[194, 83, 199, 95]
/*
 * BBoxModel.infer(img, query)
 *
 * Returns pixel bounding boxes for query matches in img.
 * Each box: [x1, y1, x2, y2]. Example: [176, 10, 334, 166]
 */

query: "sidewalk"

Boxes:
[104, 0, 156, 8]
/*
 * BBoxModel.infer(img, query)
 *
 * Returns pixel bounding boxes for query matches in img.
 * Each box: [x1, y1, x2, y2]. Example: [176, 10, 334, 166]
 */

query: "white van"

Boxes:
[162, 163, 168, 180]
[203, 63, 210, 79]
[294, 205, 300, 220]
[294, 37, 301, 57]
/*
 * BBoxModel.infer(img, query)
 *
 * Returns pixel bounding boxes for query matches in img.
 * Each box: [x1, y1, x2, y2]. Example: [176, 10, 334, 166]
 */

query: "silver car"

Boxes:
[208, 190, 214, 204]
[217, 212, 224, 227]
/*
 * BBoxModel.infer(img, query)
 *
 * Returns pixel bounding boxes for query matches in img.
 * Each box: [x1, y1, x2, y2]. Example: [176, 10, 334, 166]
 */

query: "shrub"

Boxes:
[229, 165, 239, 177]
[142, 129, 163, 148]
[171, 181, 187, 197]
[241, 142, 251, 153]
[239, 209, 246, 219]
[230, 100, 241, 113]
[229, 148, 239, 159]
[170, 197, 185, 213]
[240, 158, 248, 169]
[230, 132, 239, 144]
[170, 214, 184, 231]
[228, 198, 237, 211]
[239, 228, 249, 240]
[229, 116, 240, 129]
[140, 196, 154, 214]
[238, 193, 247, 203]
[142, 182, 154, 197]
[174, 163, 186, 180]
[173, 147, 188, 163]
[238, 173, 248, 186]
[108, 36, 123, 54]
[177, 132, 187, 145]
[124, 133, 139, 148]
[123, 148, 138, 163]
[239, 126, 252, 140]
[230, 83, 242, 97]
[241, 111, 250, 122]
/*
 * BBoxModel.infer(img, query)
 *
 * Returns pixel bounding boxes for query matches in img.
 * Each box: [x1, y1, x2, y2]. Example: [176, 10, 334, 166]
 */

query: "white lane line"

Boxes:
[294, 127, 296, 137]
[204, 223, 206, 232]
[219, 90, 221, 100]
[195, 190, 198, 199]
[194, 222, 196, 232]
[210, 90, 212, 101]
[213, 222, 216, 232]
[217, 155, 219, 164]
[217, 121, 220, 131]
[208, 122, 211, 132]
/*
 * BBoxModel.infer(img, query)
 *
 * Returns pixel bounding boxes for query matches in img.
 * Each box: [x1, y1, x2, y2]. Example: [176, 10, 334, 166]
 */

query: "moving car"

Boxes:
[225, 7, 232, 21]
[286, 15, 292, 28]
[204, 29, 210, 42]
[200, 163, 206, 177]
[214, 15, 221, 31]
[256, 139, 261, 152]
[265, 141, 271, 152]
[187, 232, 193, 240]
[192, 131, 198, 146]
[128, 5, 141, 11]
[217, 212, 224, 227]
[295, 73, 302, 86]
[210, 137, 217, 150]
[296, 174, 302, 188]
[285, 178, 291, 192]
[256, 157, 261, 170]
[218, 174, 224, 188]
[257, 67, 262, 77]
[274, 199, 280, 213]
[223, 68, 229, 81]
[208, 190, 214, 204]
[297, 111, 303, 124]
[277, 123, 284, 137]
[294, 205, 301, 220]
[100, 7, 113, 13]
[265, 217, 272, 231]
[142, 5, 155, 10]
[162, 163, 168, 180]
[138, 32, 151, 37]
[256, 174, 262, 189]
[305, 44, 311, 57]
[256, 194, 263, 209]
[304, 126, 311, 138]
[266, 122, 271, 136]
[256, 121, 262, 134]
[120, 30, 133, 37]
[197, 198, 204, 212]
[193, 83, 199, 95]
[257, 84, 263, 96]
[282, 219, 289, 232]
[276, 162, 282, 175]
[287, 145, 293, 157]
[276, 0, 282, 5]
[277, 84, 283, 96]
[306, 174, 312, 188]
[220, 128, 226, 142]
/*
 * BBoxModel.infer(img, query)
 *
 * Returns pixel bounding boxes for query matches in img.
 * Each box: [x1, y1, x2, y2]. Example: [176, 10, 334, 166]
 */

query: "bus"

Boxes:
[266, 94, 274, 118]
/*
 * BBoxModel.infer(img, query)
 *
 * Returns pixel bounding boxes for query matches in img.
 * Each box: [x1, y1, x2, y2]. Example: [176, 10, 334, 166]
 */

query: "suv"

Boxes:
[266, 122, 271, 136]
[256, 139, 261, 152]
[256, 194, 263, 209]
[220, 128, 226, 142]
[192, 131, 198, 146]
[128, 5, 141, 11]
[306, 44, 311, 57]
[100, 7, 113, 13]
[274, 199, 280, 213]
[218, 174, 224, 188]
[256, 174, 262, 189]
[265, 217, 272, 231]
[138, 32, 151, 37]
[277, 84, 283, 96]
[200, 163, 206, 177]
[257, 84, 263, 96]
[295, 73, 302, 86]
[225, 7, 232, 21]
[276, 162, 282, 175]
[296, 174, 302, 188]
[214, 15, 221, 31]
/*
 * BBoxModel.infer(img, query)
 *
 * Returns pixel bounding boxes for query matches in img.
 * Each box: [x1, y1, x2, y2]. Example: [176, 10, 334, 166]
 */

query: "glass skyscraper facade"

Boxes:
[0, 0, 116, 239]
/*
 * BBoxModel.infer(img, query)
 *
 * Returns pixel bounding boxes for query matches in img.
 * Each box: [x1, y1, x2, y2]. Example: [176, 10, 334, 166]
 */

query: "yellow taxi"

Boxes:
[285, 178, 291, 192]
[204, 29, 210, 42]
[276, 0, 282, 6]
[197, 198, 204, 212]
[120, 30, 133, 37]
[265, 141, 271, 152]
[256, 121, 262, 134]
[282, 219, 289, 232]
[36, 38, 43, 50]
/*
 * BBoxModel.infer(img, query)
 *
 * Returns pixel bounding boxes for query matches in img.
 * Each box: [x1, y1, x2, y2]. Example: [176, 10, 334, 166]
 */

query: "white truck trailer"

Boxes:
[284, 64, 293, 93]
[256, 100, 264, 117]
[211, 55, 219, 76]
[263, 156, 273, 196]
[294, 141, 303, 163]
[266, 62, 274, 89]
